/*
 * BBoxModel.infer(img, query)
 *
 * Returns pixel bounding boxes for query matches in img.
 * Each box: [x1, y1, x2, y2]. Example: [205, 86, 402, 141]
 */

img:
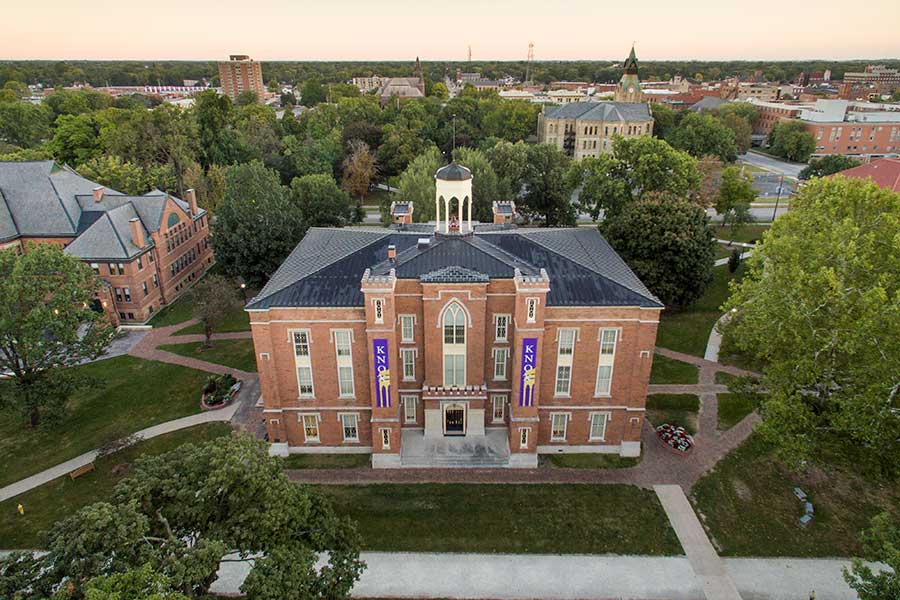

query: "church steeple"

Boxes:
[615, 45, 642, 103]
[414, 56, 425, 94]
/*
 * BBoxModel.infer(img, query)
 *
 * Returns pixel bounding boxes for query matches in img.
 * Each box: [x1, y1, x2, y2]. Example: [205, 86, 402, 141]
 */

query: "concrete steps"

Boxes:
[400, 455, 510, 468]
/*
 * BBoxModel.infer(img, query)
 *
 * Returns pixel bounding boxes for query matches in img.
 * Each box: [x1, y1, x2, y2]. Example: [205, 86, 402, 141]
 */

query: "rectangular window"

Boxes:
[117, 263, 125, 275]
[589, 413, 609, 441]
[494, 314, 509, 341]
[293, 331, 311, 357]
[443, 354, 465, 387]
[400, 315, 415, 342]
[341, 414, 359, 441]
[594, 329, 618, 395]
[373, 298, 384, 323]
[297, 366, 314, 397]
[380, 428, 390, 449]
[401, 348, 416, 381]
[302, 414, 319, 442]
[142, 282, 148, 296]
[108, 263, 116, 275]
[114, 287, 122, 302]
[519, 427, 530, 449]
[493, 347, 508, 380]
[137, 256, 143, 270]
[551, 413, 568, 441]
[333, 330, 354, 397]
[491, 394, 506, 422]
[403, 395, 417, 424]
[526, 298, 538, 322]
[555, 328, 576, 396]
[123, 288, 131, 302]
[152, 273, 158, 287]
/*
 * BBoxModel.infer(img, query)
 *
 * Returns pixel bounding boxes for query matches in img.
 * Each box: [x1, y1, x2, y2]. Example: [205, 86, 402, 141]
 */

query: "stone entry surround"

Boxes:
[400, 428, 510, 468]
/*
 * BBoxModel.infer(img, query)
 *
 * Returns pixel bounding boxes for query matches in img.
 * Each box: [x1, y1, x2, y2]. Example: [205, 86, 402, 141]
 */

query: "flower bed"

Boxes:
[655, 424, 694, 455]
[200, 373, 239, 410]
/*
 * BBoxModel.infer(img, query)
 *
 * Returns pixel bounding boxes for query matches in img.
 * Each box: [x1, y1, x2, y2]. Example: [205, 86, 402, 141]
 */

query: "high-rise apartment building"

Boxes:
[218, 55, 265, 102]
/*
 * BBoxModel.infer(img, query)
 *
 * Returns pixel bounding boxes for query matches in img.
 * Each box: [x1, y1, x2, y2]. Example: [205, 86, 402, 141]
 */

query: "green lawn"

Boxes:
[715, 243, 738, 260]
[282, 454, 371, 469]
[146, 295, 195, 328]
[718, 333, 767, 373]
[0, 423, 232, 549]
[713, 224, 770, 245]
[318, 484, 682, 555]
[691, 435, 900, 557]
[650, 354, 699, 385]
[646, 394, 700, 435]
[545, 454, 641, 469]
[172, 306, 251, 336]
[0, 356, 210, 487]
[717, 394, 755, 430]
[147, 280, 251, 335]
[656, 265, 745, 357]
[159, 339, 257, 372]
[715, 371, 738, 385]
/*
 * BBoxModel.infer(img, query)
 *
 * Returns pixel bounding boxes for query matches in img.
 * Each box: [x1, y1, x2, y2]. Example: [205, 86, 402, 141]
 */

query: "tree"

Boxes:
[193, 90, 240, 168]
[0, 435, 365, 599]
[768, 120, 815, 163]
[572, 136, 701, 220]
[716, 166, 756, 216]
[300, 78, 327, 107]
[481, 100, 540, 143]
[722, 177, 900, 474]
[452, 146, 502, 222]
[213, 161, 304, 286]
[649, 103, 677, 139]
[234, 104, 283, 167]
[717, 102, 760, 128]
[341, 140, 377, 213]
[76, 155, 174, 195]
[716, 111, 752, 155]
[290, 173, 353, 228]
[604, 197, 716, 307]
[799, 154, 861, 180]
[186, 274, 241, 347]
[0, 100, 52, 148]
[236, 90, 259, 106]
[843, 513, 900, 600]
[396, 147, 442, 222]
[485, 140, 529, 200]
[85, 563, 191, 600]
[521, 144, 576, 226]
[430, 82, 449, 100]
[48, 112, 102, 165]
[0, 244, 114, 427]
[666, 112, 738, 162]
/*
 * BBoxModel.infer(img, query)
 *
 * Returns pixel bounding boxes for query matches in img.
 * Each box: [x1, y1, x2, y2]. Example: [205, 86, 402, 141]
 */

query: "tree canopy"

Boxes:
[767, 120, 815, 163]
[722, 177, 900, 475]
[799, 155, 860, 180]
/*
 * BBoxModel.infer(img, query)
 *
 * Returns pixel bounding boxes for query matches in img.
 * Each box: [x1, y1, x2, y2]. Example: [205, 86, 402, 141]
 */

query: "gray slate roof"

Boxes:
[247, 226, 662, 310]
[543, 101, 652, 122]
[0, 160, 205, 260]
[689, 96, 726, 112]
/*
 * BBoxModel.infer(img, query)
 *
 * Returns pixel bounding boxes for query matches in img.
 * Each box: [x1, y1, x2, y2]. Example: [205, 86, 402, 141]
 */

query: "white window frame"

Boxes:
[332, 329, 355, 398]
[290, 329, 315, 399]
[400, 348, 417, 381]
[526, 298, 538, 323]
[589, 412, 610, 441]
[492, 347, 509, 380]
[399, 314, 415, 343]
[380, 428, 391, 449]
[402, 395, 417, 424]
[491, 394, 506, 423]
[494, 314, 510, 342]
[300, 413, 320, 443]
[554, 328, 577, 397]
[519, 427, 530, 449]
[373, 298, 385, 324]
[594, 328, 619, 397]
[339, 413, 359, 442]
[442, 302, 466, 388]
[550, 412, 569, 442]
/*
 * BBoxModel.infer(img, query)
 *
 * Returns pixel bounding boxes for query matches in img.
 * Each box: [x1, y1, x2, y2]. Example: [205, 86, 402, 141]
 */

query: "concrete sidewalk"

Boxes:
[208, 552, 859, 599]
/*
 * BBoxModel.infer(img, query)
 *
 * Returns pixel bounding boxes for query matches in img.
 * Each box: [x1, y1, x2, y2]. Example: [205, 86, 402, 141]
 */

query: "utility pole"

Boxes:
[772, 173, 784, 223]
[525, 42, 534, 85]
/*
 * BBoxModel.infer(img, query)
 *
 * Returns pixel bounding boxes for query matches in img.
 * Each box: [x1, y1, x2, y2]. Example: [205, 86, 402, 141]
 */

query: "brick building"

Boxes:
[247, 162, 662, 468]
[0, 161, 214, 325]
[537, 101, 654, 159]
[218, 55, 265, 102]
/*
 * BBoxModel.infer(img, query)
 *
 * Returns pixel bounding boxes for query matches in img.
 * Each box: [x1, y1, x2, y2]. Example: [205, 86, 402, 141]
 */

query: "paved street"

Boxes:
[740, 151, 806, 179]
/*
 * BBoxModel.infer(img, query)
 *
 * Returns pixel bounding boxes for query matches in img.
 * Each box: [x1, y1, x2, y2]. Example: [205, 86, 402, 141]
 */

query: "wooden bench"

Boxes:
[69, 462, 95, 480]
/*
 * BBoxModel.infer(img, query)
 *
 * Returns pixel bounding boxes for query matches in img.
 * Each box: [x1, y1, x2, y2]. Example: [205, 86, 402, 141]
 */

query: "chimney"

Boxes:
[129, 218, 145, 248]
[185, 188, 199, 215]
[492, 200, 516, 224]
[387, 244, 396, 261]
[417, 238, 431, 250]
[390, 201, 413, 225]
[92, 186, 105, 202]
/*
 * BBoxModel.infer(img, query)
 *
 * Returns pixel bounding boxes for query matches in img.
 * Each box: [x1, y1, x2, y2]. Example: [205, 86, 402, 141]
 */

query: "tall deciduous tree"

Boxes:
[481, 100, 540, 143]
[193, 90, 240, 168]
[291, 173, 353, 228]
[452, 146, 502, 222]
[603, 196, 715, 307]
[716, 166, 757, 216]
[799, 155, 860, 180]
[77, 154, 175, 195]
[666, 112, 738, 162]
[341, 140, 377, 213]
[0, 435, 365, 600]
[395, 146, 442, 222]
[186, 274, 242, 347]
[723, 177, 900, 474]
[843, 513, 900, 600]
[485, 139, 529, 200]
[521, 144, 576, 226]
[213, 161, 303, 286]
[0, 244, 114, 427]
[768, 120, 815, 163]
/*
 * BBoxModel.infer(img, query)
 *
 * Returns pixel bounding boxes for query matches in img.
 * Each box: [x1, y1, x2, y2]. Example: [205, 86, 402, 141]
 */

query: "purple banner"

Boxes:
[373, 338, 391, 408]
[519, 337, 538, 407]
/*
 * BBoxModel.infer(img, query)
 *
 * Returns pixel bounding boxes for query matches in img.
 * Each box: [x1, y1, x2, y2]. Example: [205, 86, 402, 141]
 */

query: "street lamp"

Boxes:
[237, 277, 248, 302]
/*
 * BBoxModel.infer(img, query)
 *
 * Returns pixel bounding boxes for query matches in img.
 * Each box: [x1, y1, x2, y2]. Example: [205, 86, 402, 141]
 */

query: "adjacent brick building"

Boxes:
[247, 162, 662, 468]
[0, 161, 214, 325]
[218, 55, 265, 102]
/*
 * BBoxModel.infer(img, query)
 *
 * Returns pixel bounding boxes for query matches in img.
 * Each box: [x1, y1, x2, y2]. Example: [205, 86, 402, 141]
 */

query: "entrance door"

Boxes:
[444, 404, 466, 436]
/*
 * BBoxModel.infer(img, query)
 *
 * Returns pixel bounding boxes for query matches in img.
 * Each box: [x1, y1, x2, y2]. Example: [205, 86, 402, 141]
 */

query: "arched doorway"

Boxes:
[443, 402, 466, 436]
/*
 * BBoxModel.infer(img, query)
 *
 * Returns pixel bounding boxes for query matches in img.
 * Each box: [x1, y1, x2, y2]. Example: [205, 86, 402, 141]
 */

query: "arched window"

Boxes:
[442, 302, 466, 387]
[167, 213, 180, 229]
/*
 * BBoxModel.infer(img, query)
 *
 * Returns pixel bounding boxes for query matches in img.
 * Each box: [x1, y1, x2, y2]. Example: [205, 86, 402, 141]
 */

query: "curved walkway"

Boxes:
[0, 322, 259, 503]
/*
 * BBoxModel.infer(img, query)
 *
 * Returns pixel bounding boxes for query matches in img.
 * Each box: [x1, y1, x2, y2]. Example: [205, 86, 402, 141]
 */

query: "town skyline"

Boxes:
[4, 0, 900, 61]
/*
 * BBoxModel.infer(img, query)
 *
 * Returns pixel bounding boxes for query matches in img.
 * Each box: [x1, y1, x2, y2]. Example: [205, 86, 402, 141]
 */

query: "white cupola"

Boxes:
[434, 161, 473, 234]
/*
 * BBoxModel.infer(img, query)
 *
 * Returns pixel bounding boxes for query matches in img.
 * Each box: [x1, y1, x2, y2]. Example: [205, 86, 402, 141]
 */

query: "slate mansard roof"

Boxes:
[543, 101, 652, 123]
[0, 161, 205, 261]
[247, 226, 662, 310]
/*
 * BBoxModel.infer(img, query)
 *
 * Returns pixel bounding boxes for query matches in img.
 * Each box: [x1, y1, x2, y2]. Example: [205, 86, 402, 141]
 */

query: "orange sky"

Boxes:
[3, 0, 899, 61]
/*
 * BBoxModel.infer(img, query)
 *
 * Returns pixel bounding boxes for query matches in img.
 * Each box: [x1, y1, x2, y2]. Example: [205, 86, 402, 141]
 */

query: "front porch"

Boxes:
[400, 428, 511, 468]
